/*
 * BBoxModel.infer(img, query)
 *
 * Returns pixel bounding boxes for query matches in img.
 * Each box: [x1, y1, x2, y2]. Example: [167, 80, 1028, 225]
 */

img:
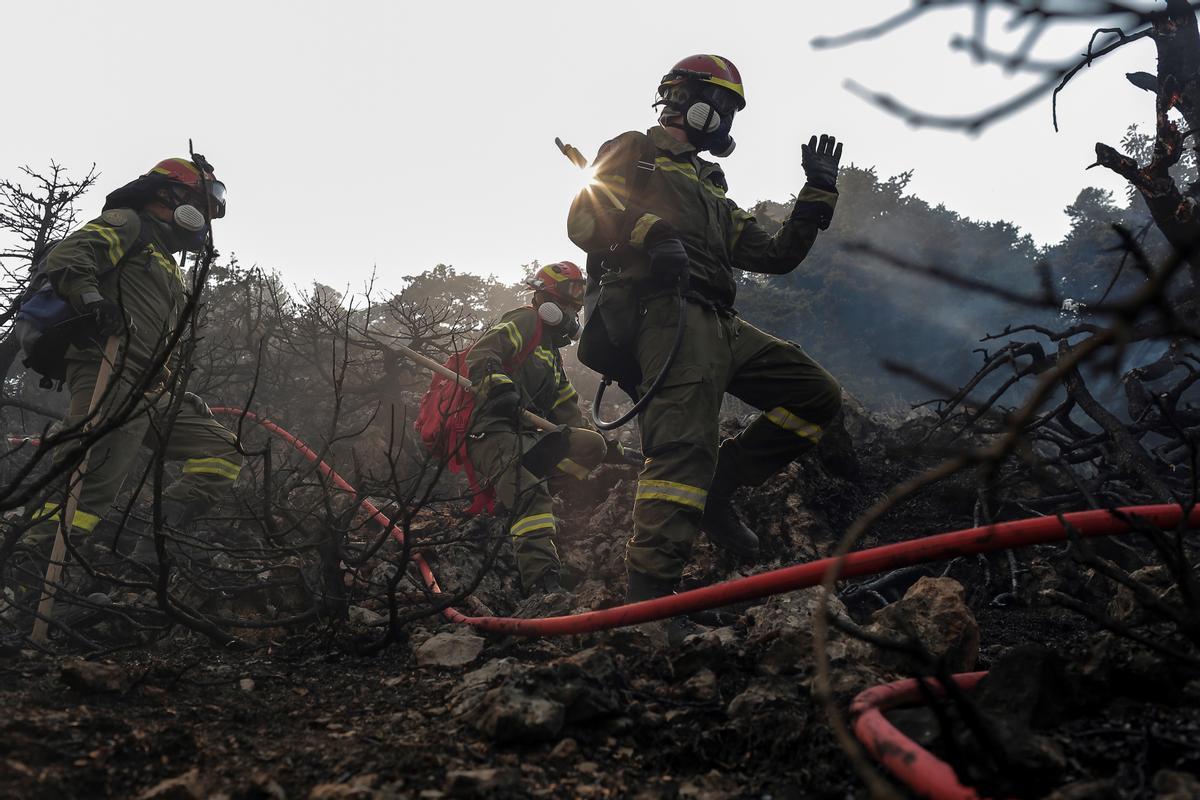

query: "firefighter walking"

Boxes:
[567, 55, 846, 602]
[465, 262, 635, 595]
[17, 157, 242, 579]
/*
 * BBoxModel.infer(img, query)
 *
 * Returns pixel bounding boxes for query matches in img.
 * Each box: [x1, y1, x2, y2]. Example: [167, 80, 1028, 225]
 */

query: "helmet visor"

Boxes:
[207, 180, 227, 218]
[562, 279, 585, 302]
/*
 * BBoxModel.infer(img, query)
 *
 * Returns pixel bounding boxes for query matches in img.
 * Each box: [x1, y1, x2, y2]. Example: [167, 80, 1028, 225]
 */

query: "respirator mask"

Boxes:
[538, 302, 581, 347]
[667, 83, 739, 157]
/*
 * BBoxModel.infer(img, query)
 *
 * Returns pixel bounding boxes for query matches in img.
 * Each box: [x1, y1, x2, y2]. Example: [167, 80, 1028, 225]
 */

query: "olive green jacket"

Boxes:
[465, 306, 587, 433]
[44, 208, 187, 368]
[567, 126, 837, 309]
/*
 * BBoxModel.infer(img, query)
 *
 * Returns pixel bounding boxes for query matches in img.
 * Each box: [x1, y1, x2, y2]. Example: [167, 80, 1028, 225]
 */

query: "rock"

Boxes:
[443, 768, 515, 797]
[865, 576, 980, 672]
[1044, 779, 1119, 799]
[548, 738, 578, 760]
[240, 771, 287, 799]
[60, 660, 130, 693]
[347, 606, 386, 627]
[1153, 769, 1200, 800]
[671, 626, 738, 678]
[416, 632, 485, 668]
[678, 770, 739, 800]
[726, 678, 796, 718]
[138, 769, 205, 800]
[470, 685, 565, 743]
[1107, 565, 1178, 626]
[308, 777, 377, 799]
[239, 678, 256, 692]
[681, 668, 719, 702]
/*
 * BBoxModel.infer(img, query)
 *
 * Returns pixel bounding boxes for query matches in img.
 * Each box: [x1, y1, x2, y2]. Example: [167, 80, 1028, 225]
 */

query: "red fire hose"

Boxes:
[211, 408, 1200, 635]
[851, 672, 990, 800]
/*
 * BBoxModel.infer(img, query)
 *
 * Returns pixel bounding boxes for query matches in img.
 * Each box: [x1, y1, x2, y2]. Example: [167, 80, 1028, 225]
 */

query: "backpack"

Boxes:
[414, 312, 543, 513]
[13, 226, 146, 388]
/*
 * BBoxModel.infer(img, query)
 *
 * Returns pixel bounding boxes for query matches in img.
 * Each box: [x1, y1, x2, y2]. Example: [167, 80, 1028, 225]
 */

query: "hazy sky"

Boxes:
[0, 2, 1168, 293]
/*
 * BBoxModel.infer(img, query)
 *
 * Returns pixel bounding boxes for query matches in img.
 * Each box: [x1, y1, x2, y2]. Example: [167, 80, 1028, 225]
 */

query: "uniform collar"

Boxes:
[648, 125, 696, 156]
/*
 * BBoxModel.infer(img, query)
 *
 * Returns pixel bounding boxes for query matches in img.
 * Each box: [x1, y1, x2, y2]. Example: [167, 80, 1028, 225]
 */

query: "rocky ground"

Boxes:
[2, 407, 1198, 799]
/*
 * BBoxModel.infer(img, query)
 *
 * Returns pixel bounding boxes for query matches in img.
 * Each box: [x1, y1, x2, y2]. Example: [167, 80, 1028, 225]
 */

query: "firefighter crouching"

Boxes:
[567, 55, 846, 603]
[465, 262, 637, 595]
[14, 157, 242, 588]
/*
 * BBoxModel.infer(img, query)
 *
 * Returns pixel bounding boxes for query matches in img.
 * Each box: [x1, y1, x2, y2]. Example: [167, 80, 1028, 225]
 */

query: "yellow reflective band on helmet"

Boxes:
[552, 383, 577, 409]
[82, 222, 127, 266]
[182, 456, 242, 480]
[706, 75, 744, 99]
[635, 479, 707, 511]
[630, 213, 661, 248]
[556, 458, 590, 480]
[764, 408, 823, 442]
[33, 503, 101, 532]
[495, 320, 524, 353]
[510, 513, 556, 538]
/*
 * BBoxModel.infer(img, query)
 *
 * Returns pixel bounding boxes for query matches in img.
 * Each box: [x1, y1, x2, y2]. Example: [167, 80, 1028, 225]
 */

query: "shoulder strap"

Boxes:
[629, 134, 658, 202]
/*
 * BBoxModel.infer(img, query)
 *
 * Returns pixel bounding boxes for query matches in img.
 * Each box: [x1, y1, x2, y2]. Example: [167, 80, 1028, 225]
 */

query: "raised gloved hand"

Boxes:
[83, 296, 128, 337]
[181, 391, 212, 418]
[644, 227, 690, 288]
[801, 134, 843, 191]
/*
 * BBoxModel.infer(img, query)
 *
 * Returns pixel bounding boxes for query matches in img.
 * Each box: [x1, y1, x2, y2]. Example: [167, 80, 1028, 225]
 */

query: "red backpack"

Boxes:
[414, 313, 543, 513]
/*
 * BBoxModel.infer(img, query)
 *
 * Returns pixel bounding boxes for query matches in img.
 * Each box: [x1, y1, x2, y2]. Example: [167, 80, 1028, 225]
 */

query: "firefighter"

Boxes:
[19, 157, 242, 572]
[465, 261, 634, 595]
[567, 55, 845, 602]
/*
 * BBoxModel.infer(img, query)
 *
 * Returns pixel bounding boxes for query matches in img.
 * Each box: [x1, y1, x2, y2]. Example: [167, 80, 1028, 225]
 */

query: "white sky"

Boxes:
[0, 1, 1167, 292]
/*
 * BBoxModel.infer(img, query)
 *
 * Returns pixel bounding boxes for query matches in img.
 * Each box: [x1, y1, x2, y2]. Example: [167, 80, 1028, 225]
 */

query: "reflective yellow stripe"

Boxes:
[33, 503, 101, 532]
[182, 456, 242, 480]
[653, 158, 725, 199]
[556, 458, 590, 480]
[510, 513, 556, 538]
[477, 373, 513, 394]
[730, 209, 752, 249]
[764, 407, 823, 442]
[495, 320, 523, 353]
[630, 213, 660, 248]
[552, 384, 577, 409]
[635, 479, 707, 511]
[532, 346, 557, 371]
[147, 243, 183, 284]
[82, 223, 126, 266]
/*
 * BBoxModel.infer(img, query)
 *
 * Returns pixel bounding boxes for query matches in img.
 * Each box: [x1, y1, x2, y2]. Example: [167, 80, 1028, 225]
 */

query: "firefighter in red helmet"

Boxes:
[465, 261, 638, 595]
[13, 155, 242, 604]
[568, 55, 846, 604]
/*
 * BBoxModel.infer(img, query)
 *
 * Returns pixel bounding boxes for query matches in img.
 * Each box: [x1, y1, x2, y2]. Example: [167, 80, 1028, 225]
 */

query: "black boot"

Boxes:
[700, 495, 760, 559]
[626, 570, 675, 603]
[625, 570, 726, 628]
[527, 570, 566, 597]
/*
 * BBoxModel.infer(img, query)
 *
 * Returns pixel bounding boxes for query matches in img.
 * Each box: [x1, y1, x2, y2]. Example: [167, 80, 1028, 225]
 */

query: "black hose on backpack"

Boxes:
[591, 289, 686, 431]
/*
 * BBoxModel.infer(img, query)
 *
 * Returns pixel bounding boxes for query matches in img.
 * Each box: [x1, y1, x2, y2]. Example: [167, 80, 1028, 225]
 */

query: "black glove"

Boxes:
[486, 381, 521, 420]
[84, 297, 127, 337]
[801, 134, 843, 191]
[181, 391, 212, 417]
[645, 234, 690, 288]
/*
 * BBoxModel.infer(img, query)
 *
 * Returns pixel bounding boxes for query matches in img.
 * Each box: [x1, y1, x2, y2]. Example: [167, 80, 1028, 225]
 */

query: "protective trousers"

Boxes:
[26, 357, 243, 551]
[629, 295, 842, 582]
[467, 426, 607, 587]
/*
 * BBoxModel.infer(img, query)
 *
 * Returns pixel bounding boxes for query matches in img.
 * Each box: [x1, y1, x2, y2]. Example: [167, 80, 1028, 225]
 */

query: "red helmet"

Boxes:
[528, 261, 585, 306]
[146, 157, 226, 218]
[658, 54, 746, 110]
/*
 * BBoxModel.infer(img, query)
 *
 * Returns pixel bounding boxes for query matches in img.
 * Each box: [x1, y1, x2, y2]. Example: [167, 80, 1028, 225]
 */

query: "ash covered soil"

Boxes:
[2, 408, 1198, 799]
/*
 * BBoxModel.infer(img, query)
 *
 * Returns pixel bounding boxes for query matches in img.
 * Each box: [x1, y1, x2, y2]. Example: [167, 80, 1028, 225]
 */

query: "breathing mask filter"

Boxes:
[662, 83, 738, 157]
[538, 301, 581, 346]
